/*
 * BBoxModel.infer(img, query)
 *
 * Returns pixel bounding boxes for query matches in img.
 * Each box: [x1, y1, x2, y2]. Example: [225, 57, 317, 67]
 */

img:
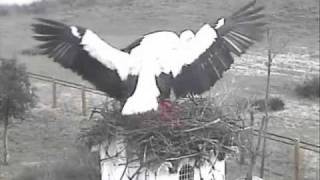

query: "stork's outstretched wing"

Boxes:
[161, 0, 266, 97]
[32, 0, 266, 115]
[32, 18, 134, 100]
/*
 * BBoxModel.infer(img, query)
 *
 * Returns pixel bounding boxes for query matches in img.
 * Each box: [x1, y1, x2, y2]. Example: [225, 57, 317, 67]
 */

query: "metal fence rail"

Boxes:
[27, 71, 320, 154]
[27, 72, 106, 96]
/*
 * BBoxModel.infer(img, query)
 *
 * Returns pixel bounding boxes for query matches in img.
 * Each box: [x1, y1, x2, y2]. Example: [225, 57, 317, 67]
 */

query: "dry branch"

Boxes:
[80, 98, 246, 171]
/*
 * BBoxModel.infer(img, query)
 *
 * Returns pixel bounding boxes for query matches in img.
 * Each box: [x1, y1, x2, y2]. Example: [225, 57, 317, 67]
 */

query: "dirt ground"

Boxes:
[0, 0, 319, 179]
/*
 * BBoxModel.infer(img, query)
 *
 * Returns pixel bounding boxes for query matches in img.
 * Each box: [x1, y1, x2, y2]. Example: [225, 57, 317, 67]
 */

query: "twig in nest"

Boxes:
[166, 153, 201, 161]
[187, 93, 199, 105]
[89, 107, 102, 120]
[80, 98, 246, 174]
[181, 119, 221, 133]
[128, 164, 144, 180]
[100, 149, 124, 162]
[120, 160, 129, 180]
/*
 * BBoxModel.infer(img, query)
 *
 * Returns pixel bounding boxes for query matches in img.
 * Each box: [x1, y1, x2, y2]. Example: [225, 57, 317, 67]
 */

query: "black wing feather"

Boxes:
[172, 40, 233, 97]
[217, 1, 266, 45]
[171, 0, 266, 98]
[32, 18, 132, 100]
[121, 37, 144, 53]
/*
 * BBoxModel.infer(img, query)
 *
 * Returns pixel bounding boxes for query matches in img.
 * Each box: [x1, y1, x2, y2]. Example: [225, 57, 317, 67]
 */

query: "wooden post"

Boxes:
[81, 86, 86, 116]
[246, 111, 256, 180]
[260, 29, 272, 178]
[239, 144, 246, 165]
[52, 79, 57, 108]
[294, 139, 303, 180]
[2, 99, 10, 165]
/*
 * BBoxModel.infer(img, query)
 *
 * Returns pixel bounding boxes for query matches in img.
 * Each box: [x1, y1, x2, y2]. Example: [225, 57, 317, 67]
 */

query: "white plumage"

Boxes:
[32, 0, 266, 115]
[81, 29, 131, 80]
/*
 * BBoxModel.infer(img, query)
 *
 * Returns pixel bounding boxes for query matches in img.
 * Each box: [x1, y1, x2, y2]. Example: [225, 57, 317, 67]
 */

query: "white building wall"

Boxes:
[98, 137, 225, 180]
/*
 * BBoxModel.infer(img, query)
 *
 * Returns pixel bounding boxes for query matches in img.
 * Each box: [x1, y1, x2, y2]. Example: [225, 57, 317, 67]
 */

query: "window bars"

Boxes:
[179, 164, 194, 180]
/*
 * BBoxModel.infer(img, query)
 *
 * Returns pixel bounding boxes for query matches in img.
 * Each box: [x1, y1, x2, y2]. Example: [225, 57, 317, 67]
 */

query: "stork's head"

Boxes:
[179, 30, 195, 42]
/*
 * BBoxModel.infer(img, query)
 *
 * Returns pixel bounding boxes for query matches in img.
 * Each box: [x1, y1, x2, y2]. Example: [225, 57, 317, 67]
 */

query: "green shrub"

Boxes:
[252, 97, 285, 112]
[295, 76, 320, 98]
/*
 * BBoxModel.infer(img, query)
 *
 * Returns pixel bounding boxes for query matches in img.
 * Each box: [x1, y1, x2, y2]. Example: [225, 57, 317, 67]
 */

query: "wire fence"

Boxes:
[27, 71, 320, 154]
[26, 71, 319, 180]
[27, 72, 105, 96]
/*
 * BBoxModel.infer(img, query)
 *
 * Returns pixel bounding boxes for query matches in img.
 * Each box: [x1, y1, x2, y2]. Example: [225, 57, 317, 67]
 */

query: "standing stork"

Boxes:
[32, 0, 266, 115]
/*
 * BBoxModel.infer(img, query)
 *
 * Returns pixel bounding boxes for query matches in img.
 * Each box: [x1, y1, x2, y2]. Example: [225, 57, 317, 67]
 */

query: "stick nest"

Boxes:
[80, 98, 243, 168]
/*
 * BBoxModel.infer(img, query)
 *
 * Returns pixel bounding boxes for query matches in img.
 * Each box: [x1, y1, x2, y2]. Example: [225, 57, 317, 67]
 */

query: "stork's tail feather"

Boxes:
[215, 0, 266, 56]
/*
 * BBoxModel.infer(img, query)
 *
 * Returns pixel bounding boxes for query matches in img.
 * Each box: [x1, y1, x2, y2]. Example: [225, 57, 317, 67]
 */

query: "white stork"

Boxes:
[32, 0, 266, 115]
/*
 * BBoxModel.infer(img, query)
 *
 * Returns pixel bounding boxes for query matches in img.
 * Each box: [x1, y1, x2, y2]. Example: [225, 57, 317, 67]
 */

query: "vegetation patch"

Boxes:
[295, 76, 320, 98]
[0, 1, 49, 16]
[0, 58, 37, 165]
[252, 97, 285, 112]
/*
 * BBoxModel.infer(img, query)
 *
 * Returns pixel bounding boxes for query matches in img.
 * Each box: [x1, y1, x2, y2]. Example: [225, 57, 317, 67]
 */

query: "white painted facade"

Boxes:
[98, 137, 225, 180]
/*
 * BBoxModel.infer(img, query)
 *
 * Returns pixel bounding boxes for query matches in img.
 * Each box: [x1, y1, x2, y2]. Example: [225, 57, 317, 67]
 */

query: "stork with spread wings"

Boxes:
[32, 0, 266, 115]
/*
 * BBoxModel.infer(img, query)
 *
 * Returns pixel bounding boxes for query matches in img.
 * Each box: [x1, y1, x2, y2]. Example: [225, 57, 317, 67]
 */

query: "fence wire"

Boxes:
[27, 72, 320, 154]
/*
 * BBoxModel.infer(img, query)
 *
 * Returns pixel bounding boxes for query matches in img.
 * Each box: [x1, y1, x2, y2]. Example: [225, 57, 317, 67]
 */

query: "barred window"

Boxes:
[179, 164, 194, 180]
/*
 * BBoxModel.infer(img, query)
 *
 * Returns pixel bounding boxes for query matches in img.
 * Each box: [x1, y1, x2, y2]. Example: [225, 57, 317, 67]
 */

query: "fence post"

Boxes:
[294, 139, 303, 180]
[81, 86, 87, 116]
[52, 79, 57, 108]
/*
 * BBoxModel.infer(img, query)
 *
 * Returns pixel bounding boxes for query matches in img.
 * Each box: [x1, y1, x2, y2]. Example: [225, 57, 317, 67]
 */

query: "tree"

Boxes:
[0, 58, 37, 165]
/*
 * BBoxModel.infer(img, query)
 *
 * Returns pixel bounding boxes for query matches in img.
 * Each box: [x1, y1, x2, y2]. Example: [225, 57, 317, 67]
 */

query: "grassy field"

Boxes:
[0, 0, 319, 179]
[0, 0, 319, 78]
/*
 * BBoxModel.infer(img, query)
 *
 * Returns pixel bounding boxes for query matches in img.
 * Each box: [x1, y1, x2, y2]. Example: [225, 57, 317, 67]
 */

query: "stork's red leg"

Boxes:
[158, 99, 181, 127]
